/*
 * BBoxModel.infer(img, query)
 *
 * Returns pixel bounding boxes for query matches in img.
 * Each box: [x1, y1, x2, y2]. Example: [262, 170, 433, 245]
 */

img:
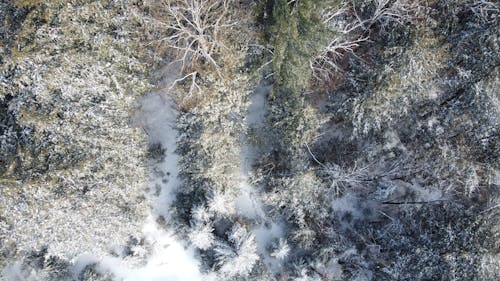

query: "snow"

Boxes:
[133, 91, 181, 218]
[235, 80, 269, 219]
[103, 89, 204, 280]
[71, 254, 99, 279]
[246, 82, 270, 127]
[2, 264, 24, 281]
[214, 224, 260, 277]
[208, 189, 236, 217]
[252, 222, 287, 273]
[1, 74, 281, 280]
[87, 83, 204, 281]
[99, 217, 202, 281]
[0, 89, 197, 281]
[239, 80, 271, 174]
[104, 73, 272, 281]
[235, 180, 265, 219]
[331, 193, 364, 221]
[234, 81, 290, 274]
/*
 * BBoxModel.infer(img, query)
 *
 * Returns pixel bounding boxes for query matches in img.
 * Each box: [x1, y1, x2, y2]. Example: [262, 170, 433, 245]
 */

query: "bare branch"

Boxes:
[310, 37, 368, 81]
[470, 1, 499, 23]
[146, 0, 232, 71]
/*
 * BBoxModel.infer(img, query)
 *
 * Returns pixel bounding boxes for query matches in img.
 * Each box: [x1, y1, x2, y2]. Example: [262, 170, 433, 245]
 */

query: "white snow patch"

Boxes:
[133, 92, 180, 218]
[108, 86, 203, 281]
[252, 222, 287, 273]
[239, 82, 270, 174]
[412, 185, 444, 202]
[2, 263, 25, 281]
[71, 254, 100, 278]
[235, 180, 265, 219]
[235, 81, 269, 220]
[246, 83, 269, 126]
[99, 217, 202, 281]
[331, 193, 363, 220]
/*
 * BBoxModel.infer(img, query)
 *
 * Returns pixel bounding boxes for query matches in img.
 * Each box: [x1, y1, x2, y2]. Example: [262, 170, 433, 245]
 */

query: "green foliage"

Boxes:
[267, 0, 325, 94]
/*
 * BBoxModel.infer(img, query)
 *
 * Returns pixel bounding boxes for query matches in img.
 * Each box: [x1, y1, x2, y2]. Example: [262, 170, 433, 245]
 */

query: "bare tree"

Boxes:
[311, 0, 421, 82]
[310, 37, 367, 81]
[352, 0, 423, 31]
[147, 0, 232, 70]
[144, 0, 233, 104]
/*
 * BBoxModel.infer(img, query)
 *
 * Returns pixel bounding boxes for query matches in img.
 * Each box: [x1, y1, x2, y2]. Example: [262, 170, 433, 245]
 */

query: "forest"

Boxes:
[0, 0, 498, 280]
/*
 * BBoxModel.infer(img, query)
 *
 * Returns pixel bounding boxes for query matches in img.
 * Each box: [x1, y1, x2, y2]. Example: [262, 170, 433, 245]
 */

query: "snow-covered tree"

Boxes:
[214, 224, 259, 277]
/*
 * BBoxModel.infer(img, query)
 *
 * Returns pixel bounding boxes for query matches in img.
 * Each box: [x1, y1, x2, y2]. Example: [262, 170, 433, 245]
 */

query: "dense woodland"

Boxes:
[0, 0, 499, 280]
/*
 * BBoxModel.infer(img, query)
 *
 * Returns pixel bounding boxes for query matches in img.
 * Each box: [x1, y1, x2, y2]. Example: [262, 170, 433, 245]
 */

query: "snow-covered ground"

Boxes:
[100, 66, 204, 280]
[68, 64, 203, 281]
[118, 91, 201, 280]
